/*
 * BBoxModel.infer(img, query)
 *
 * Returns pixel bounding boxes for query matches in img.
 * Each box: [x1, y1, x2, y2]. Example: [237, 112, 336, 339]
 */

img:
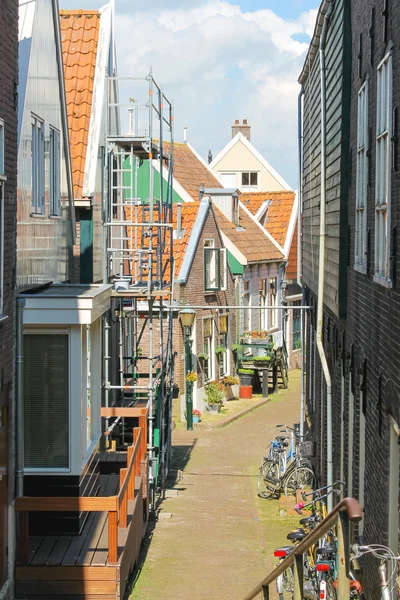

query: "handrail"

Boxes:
[242, 497, 362, 600]
[15, 425, 147, 566]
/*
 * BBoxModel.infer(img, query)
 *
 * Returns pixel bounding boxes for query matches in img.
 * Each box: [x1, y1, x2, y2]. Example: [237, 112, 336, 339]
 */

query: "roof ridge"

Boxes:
[60, 10, 100, 16]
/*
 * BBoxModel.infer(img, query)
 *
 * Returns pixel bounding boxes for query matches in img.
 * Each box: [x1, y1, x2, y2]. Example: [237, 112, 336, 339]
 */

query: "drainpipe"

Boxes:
[176, 203, 182, 237]
[16, 297, 25, 497]
[298, 86, 305, 440]
[317, 1, 334, 511]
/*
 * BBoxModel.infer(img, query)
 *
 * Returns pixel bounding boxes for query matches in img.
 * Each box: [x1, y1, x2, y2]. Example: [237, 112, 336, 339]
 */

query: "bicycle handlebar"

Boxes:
[302, 481, 345, 499]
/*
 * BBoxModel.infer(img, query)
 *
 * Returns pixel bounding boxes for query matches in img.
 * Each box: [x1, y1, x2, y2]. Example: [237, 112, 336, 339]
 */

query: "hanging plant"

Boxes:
[198, 352, 209, 361]
[215, 346, 226, 355]
[186, 371, 197, 382]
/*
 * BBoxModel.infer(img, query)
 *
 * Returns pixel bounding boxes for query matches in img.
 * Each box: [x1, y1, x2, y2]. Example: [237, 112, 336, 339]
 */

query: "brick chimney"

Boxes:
[231, 119, 251, 141]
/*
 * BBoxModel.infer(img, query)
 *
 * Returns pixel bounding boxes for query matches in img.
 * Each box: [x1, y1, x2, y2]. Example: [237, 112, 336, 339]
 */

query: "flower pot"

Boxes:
[252, 331, 259, 339]
[206, 402, 222, 414]
[239, 385, 252, 399]
[239, 373, 253, 386]
[193, 415, 200, 424]
[224, 385, 235, 401]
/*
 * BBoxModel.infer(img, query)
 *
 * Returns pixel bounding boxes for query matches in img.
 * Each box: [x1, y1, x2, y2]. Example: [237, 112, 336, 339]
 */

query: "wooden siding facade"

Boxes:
[301, 0, 351, 319]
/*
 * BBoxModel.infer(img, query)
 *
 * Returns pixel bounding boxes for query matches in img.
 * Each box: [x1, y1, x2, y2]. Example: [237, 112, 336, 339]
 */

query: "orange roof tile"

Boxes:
[164, 142, 222, 200]
[60, 10, 100, 199]
[241, 191, 295, 248]
[214, 205, 283, 263]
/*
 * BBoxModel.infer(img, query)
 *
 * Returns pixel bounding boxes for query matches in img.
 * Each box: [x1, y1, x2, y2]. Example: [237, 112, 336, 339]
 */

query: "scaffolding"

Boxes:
[102, 70, 175, 507]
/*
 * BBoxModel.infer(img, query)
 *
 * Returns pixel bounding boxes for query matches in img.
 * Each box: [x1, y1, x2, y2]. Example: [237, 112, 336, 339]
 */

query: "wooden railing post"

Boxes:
[139, 413, 147, 457]
[18, 512, 29, 565]
[119, 468, 128, 528]
[337, 511, 350, 599]
[127, 446, 134, 500]
[108, 510, 118, 564]
[293, 554, 304, 600]
[134, 428, 140, 474]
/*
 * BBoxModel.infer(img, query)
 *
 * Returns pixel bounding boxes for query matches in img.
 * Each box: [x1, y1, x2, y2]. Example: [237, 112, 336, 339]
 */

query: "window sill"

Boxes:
[30, 212, 45, 219]
[373, 274, 393, 289]
[49, 214, 62, 220]
[0, 314, 9, 325]
[354, 263, 367, 275]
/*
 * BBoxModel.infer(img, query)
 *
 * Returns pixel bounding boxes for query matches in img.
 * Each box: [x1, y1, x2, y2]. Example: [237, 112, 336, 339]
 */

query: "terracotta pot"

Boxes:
[252, 331, 259, 338]
[239, 385, 252, 399]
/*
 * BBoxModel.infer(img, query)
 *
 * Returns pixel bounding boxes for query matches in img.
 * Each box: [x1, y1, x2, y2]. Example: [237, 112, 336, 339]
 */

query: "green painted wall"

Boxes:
[123, 158, 183, 204]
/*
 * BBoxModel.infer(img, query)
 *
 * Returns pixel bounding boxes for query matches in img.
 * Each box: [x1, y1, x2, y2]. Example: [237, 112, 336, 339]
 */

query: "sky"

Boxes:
[60, 0, 319, 189]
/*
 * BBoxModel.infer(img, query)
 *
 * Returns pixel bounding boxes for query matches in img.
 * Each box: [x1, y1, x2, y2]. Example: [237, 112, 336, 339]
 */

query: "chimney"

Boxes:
[183, 127, 188, 143]
[231, 118, 251, 141]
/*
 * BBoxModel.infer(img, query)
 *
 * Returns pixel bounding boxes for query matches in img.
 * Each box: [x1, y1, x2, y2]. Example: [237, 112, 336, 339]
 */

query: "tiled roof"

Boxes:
[214, 205, 284, 263]
[241, 191, 295, 248]
[164, 142, 222, 200]
[60, 10, 100, 199]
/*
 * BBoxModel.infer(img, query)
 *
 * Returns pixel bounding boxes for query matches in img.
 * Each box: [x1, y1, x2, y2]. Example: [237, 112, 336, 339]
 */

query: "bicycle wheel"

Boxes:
[258, 460, 280, 499]
[284, 466, 315, 496]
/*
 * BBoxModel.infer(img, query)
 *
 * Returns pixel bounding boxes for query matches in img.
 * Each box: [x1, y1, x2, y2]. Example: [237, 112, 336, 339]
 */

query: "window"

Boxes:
[268, 277, 277, 329]
[218, 315, 228, 377]
[0, 183, 3, 315]
[232, 196, 239, 226]
[220, 173, 236, 187]
[204, 240, 227, 291]
[355, 82, 368, 270]
[203, 318, 213, 381]
[0, 119, 4, 177]
[375, 52, 392, 282]
[31, 114, 45, 214]
[241, 172, 258, 192]
[24, 333, 69, 469]
[259, 279, 267, 331]
[243, 281, 251, 333]
[292, 301, 301, 350]
[49, 126, 61, 216]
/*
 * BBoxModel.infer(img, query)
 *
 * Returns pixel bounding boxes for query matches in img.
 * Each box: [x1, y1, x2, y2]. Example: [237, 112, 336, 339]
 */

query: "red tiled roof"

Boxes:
[164, 142, 222, 200]
[241, 191, 295, 248]
[214, 205, 283, 263]
[60, 10, 100, 199]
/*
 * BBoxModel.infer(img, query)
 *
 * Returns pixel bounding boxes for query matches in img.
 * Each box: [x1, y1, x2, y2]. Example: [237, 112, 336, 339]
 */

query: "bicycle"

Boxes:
[351, 543, 400, 600]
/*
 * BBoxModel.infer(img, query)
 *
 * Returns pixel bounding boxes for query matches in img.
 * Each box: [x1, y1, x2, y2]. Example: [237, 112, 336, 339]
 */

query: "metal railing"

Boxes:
[242, 497, 362, 599]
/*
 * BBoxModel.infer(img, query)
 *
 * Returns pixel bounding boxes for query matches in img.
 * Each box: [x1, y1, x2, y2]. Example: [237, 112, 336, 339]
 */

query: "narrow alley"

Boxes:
[129, 374, 302, 600]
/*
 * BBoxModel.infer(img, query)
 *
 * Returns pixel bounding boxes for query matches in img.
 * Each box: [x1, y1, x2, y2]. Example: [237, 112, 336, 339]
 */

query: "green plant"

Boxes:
[222, 375, 239, 386]
[294, 340, 302, 350]
[231, 343, 243, 353]
[238, 368, 254, 374]
[136, 347, 143, 356]
[185, 371, 197, 382]
[253, 355, 272, 362]
[198, 352, 209, 360]
[204, 381, 225, 404]
[215, 346, 226, 354]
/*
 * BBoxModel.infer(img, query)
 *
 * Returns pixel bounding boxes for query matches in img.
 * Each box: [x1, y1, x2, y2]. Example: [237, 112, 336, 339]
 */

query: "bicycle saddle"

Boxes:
[287, 529, 307, 541]
[317, 545, 337, 556]
[299, 516, 317, 526]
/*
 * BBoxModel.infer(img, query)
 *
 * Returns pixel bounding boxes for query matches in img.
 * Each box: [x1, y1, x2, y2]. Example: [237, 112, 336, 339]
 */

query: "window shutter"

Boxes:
[24, 334, 69, 469]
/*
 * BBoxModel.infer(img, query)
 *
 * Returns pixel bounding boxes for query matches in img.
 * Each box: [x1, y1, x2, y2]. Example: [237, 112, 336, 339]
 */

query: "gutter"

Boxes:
[316, 0, 334, 511]
[51, 0, 76, 245]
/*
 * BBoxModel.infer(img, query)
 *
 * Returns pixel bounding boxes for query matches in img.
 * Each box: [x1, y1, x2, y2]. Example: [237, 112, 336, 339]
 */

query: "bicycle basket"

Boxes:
[299, 441, 316, 458]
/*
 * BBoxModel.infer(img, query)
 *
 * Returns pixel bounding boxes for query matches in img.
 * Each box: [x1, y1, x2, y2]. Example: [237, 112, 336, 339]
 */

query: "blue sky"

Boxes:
[60, 0, 319, 188]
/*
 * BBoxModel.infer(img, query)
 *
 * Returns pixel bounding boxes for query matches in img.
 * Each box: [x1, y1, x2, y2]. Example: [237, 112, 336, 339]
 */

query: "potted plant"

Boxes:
[193, 409, 201, 424]
[252, 330, 260, 339]
[253, 354, 273, 368]
[215, 346, 226, 355]
[238, 368, 253, 399]
[221, 375, 240, 400]
[204, 381, 225, 414]
[231, 343, 243, 354]
[198, 352, 209, 361]
[260, 330, 268, 339]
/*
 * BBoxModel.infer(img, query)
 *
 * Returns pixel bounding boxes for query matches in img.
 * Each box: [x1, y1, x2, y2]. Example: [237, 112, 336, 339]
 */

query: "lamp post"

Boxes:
[179, 308, 196, 430]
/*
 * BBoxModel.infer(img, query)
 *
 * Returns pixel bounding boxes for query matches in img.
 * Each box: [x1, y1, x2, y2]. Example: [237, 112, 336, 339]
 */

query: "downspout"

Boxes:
[317, 1, 334, 511]
[298, 85, 305, 440]
[51, 0, 76, 246]
[16, 297, 25, 496]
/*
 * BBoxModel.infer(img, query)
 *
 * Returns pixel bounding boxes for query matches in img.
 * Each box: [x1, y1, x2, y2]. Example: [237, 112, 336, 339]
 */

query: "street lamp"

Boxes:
[179, 308, 196, 430]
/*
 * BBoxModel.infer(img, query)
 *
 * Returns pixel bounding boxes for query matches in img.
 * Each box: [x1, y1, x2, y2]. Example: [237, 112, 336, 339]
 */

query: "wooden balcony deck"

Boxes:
[15, 428, 149, 600]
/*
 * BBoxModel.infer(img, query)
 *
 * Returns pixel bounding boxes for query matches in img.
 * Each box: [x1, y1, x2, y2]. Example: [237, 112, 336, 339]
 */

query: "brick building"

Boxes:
[301, 0, 400, 596]
[0, 0, 18, 597]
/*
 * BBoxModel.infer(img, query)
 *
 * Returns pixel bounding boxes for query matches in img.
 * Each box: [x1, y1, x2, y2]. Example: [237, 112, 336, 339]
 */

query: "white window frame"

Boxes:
[49, 126, 61, 216]
[259, 279, 267, 331]
[374, 52, 393, 285]
[243, 282, 251, 334]
[218, 315, 229, 377]
[268, 277, 277, 330]
[202, 317, 214, 382]
[355, 81, 369, 272]
[31, 114, 45, 215]
[241, 171, 259, 192]
[0, 119, 4, 177]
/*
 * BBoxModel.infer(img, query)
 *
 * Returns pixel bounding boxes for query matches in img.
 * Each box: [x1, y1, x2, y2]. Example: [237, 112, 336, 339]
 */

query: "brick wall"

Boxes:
[0, 0, 18, 593]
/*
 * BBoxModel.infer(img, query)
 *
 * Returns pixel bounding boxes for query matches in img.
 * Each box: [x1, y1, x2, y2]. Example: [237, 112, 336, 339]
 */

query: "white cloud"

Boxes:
[111, 1, 317, 188]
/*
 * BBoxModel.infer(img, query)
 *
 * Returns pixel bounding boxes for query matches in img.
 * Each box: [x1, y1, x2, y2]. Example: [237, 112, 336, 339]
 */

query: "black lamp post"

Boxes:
[179, 308, 196, 430]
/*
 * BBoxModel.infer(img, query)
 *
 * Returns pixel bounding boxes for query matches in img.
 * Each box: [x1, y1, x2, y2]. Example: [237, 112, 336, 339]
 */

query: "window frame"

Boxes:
[49, 125, 61, 216]
[259, 278, 267, 331]
[268, 277, 277, 330]
[218, 315, 229, 377]
[203, 317, 214, 382]
[355, 81, 369, 273]
[292, 300, 301, 351]
[374, 51, 393, 286]
[31, 114, 45, 215]
[241, 171, 259, 192]
[204, 239, 226, 292]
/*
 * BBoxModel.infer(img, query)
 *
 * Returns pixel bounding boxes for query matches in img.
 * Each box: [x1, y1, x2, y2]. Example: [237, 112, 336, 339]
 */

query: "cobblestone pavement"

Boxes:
[129, 372, 302, 600]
